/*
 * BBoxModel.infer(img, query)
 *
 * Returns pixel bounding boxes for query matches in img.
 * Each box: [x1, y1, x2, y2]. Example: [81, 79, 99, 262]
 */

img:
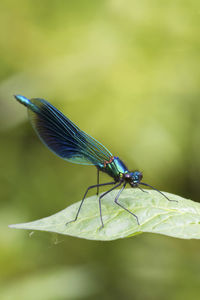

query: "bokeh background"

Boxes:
[1, 0, 200, 299]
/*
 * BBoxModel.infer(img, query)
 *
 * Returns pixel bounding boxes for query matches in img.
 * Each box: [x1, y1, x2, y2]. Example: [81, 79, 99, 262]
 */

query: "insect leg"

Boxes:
[98, 181, 122, 229]
[139, 182, 178, 203]
[97, 169, 100, 195]
[115, 182, 140, 225]
[66, 181, 116, 226]
[138, 186, 148, 193]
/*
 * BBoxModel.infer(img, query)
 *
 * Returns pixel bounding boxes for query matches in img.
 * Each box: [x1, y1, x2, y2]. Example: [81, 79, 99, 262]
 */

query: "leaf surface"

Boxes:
[9, 189, 200, 240]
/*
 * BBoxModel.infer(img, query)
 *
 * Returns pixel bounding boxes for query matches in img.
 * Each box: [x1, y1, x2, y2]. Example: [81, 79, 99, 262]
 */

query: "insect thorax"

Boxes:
[99, 156, 129, 180]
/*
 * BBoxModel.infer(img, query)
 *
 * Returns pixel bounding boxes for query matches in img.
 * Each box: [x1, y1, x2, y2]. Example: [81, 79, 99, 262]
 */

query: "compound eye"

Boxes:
[133, 171, 143, 182]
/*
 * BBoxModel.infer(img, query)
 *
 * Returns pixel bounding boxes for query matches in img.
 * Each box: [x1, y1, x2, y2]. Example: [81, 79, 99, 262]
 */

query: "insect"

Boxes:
[15, 95, 176, 228]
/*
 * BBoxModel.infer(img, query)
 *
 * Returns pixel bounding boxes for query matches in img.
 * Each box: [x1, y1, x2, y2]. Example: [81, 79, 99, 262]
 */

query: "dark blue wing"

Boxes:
[15, 95, 112, 166]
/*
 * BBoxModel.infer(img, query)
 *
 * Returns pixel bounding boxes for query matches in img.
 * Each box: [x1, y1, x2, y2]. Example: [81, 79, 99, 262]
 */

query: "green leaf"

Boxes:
[9, 188, 200, 241]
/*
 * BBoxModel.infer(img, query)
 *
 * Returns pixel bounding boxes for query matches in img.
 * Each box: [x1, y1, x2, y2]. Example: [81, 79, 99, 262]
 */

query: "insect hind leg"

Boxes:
[65, 181, 116, 226]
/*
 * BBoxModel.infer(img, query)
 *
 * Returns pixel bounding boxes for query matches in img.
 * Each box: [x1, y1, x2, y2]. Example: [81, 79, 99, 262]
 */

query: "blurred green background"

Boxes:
[1, 0, 200, 299]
